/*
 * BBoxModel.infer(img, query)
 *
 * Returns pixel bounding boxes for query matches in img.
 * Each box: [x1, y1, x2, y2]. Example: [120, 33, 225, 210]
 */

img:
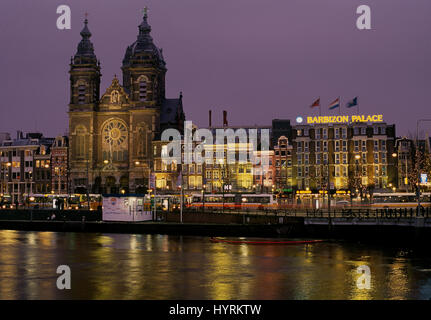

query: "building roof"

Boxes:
[122, 11, 166, 69]
[160, 95, 184, 125]
[73, 19, 97, 65]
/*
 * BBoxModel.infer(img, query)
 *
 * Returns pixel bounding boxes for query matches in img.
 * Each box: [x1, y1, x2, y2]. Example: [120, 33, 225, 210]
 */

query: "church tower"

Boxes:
[68, 18, 100, 194]
[122, 8, 166, 107]
[69, 18, 101, 110]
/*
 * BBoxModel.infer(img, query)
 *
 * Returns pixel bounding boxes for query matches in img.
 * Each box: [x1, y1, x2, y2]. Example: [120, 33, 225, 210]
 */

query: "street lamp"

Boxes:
[202, 184, 206, 213]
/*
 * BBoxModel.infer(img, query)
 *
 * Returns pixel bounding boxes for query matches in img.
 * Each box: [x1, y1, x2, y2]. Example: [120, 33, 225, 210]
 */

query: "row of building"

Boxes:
[1, 120, 429, 205]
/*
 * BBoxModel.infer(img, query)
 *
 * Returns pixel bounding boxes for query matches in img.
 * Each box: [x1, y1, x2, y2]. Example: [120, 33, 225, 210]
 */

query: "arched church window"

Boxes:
[75, 126, 87, 159]
[137, 127, 148, 156]
[139, 78, 147, 102]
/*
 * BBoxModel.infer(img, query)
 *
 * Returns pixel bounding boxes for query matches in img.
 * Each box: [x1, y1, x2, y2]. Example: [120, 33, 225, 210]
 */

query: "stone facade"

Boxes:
[68, 12, 185, 194]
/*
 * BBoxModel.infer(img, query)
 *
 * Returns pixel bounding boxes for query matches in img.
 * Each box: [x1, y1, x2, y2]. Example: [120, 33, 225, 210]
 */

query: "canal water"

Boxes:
[0, 230, 430, 300]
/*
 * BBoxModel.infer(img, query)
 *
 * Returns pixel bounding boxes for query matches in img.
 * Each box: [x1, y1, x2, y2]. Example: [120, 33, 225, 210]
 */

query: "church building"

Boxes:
[68, 9, 185, 194]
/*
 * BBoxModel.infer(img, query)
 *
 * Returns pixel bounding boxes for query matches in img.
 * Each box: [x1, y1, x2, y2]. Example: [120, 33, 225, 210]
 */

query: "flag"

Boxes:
[310, 98, 320, 108]
[329, 98, 340, 110]
[346, 97, 358, 108]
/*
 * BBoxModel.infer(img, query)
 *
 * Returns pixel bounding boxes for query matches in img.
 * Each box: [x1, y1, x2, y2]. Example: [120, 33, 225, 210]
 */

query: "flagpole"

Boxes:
[338, 96, 341, 115]
[319, 96, 321, 117]
[357, 97, 359, 114]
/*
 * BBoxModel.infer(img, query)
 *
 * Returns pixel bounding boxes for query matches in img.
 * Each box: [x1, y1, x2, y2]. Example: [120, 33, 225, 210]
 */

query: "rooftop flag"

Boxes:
[310, 98, 320, 108]
[329, 97, 340, 110]
[346, 97, 358, 108]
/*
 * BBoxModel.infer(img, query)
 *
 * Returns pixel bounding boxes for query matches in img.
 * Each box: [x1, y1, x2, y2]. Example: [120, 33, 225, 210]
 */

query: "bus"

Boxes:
[371, 192, 431, 208]
[68, 194, 102, 210]
[24, 193, 102, 210]
[187, 193, 277, 210]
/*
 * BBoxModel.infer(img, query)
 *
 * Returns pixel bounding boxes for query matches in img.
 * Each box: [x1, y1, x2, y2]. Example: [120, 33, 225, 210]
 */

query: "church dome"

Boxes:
[73, 18, 97, 65]
[122, 10, 166, 69]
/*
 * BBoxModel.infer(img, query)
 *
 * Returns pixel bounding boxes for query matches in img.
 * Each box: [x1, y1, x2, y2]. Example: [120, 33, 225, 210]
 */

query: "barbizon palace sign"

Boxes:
[306, 114, 383, 124]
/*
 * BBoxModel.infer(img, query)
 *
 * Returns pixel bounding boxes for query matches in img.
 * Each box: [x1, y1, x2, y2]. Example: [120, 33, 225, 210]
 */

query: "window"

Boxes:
[374, 140, 379, 151]
[374, 153, 379, 164]
[375, 166, 379, 176]
[323, 128, 328, 139]
[361, 127, 366, 135]
[343, 166, 347, 177]
[78, 84, 86, 104]
[304, 141, 309, 152]
[315, 129, 320, 139]
[297, 141, 302, 152]
[316, 141, 321, 152]
[323, 153, 328, 163]
[304, 128, 309, 136]
[373, 127, 379, 135]
[335, 166, 340, 177]
[362, 166, 367, 176]
[354, 141, 359, 152]
[335, 128, 339, 139]
[354, 127, 359, 135]
[316, 153, 321, 165]
[342, 153, 347, 164]
[297, 129, 302, 137]
[304, 154, 309, 165]
[139, 78, 147, 102]
[342, 140, 347, 152]
[335, 153, 340, 164]
[382, 166, 387, 176]
[382, 153, 386, 164]
[298, 167, 302, 177]
[305, 166, 309, 177]
[335, 141, 340, 152]
[362, 153, 367, 163]
[381, 140, 386, 151]
[381, 127, 386, 135]
[342, 128, 347, 138]
[323, 141, 328, 152]
[297, 155, 302, 165]
[362, 140, 367, 152]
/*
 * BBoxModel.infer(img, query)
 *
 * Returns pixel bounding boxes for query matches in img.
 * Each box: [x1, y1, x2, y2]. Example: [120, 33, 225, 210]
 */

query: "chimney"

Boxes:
[209, 110, 212, 128]
[223, 110, 228, 127]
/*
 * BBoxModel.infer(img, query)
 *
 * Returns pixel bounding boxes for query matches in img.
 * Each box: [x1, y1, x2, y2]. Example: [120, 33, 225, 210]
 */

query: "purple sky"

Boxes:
[0, 0, 430, 138]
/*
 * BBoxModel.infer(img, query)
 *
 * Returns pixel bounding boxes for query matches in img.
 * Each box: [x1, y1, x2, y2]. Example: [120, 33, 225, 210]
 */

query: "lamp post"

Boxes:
[179, 185, 183, 223]
[202, 184, 206, 213]
[353, 154, 360, 205]
[391, 152, 397, 191]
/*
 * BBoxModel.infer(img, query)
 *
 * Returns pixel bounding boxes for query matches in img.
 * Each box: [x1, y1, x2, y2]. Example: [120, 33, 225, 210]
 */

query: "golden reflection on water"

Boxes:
[0, 231, 428, 299]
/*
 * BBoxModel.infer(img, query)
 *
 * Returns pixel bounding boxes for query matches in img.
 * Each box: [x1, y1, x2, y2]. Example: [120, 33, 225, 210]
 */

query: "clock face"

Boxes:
[103, 120, 127, 146]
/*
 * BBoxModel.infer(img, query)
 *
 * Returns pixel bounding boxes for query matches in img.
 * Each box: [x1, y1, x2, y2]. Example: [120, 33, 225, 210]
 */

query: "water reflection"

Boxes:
[0, 230, 430, 299]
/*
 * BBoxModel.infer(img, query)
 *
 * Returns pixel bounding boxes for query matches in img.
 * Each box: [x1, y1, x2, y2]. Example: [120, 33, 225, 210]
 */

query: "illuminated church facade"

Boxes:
[68, 10, 185, 194]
